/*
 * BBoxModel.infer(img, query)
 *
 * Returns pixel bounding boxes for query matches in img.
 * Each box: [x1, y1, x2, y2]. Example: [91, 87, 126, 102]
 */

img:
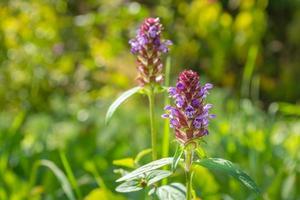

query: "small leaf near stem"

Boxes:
[172, 144, 184, 172]
[116, 157, 173, 182]
[29, 160, 76, 200]
[134, 148, 152, 165]
[105, 86, 141, 125]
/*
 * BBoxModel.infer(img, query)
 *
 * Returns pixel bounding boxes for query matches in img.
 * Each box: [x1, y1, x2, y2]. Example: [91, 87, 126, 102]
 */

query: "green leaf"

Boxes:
[115, 180, 143, 193]
[113, 158, 135, 168]
[146, 170, 172, 186]
[156, 183, 186, 200]
[85, 188, 125, 200]
[195, 158, 260, 194]
[195, 146, 207, 159]
[134, 148, 152, 165]
[105, 86, 141, 125]
[116, 157, 173, 182]
[39, 160, 76, 200]
[172, 145, 183, 172]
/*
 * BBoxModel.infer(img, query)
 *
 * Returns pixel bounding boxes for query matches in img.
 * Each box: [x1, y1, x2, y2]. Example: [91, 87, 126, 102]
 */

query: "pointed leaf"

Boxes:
[39, 160, 76, 200]
[116, 158, 173, 182]
[172, 145, 183, 172]
[156, 183, 186, 200]
[113, 158, 135, 168]
[115, 180, 143, 193]
[146, 170, 172, 186]
[195, 158, 260, 194]
[105, 86, 141, 125]
[134, 148, 152, 165]
[195, 146, 207, 159]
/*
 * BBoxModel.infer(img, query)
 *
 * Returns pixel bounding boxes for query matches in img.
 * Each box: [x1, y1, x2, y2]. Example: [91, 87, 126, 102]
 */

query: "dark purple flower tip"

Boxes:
[191, 99, 200, 107]
[176, 82, 185, 91]
[185, 105, 195, 118]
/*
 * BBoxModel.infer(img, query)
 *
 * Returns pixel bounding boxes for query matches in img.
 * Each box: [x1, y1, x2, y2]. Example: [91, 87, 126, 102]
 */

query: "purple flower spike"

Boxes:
[162, 70, 215, 145]
[129, 17, 172, 86]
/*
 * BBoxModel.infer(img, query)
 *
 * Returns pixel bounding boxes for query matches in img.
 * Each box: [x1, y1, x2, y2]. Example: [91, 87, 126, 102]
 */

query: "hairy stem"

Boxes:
[185, 149, 193, 200]
[148, 87, 157, 160]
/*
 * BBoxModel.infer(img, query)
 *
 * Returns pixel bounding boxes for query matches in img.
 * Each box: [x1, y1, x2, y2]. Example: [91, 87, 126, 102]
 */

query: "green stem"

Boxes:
[241, 44, 258, 98]
[185, 149, 193, 200]
[162, 57, 171, 160]
[148, 87, 157, 160]
[60, 151, 82, 199]
[28, 160, 40, 195]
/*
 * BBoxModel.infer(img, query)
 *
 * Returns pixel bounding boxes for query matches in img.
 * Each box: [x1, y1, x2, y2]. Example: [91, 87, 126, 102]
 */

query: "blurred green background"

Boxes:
[0, 0, 300, 199]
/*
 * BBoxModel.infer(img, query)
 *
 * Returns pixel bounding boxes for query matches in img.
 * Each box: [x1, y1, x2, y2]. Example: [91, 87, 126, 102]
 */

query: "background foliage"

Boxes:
[0, 0, 299, 199]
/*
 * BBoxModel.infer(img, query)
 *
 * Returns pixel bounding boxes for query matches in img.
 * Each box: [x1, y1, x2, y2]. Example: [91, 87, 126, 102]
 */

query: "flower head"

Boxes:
[129, 17, 172, 86]
[162, 70, 215, 144]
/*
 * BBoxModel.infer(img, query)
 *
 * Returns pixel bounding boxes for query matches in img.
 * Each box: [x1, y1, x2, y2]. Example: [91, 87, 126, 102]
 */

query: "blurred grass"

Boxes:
[0, 0, 300, 199]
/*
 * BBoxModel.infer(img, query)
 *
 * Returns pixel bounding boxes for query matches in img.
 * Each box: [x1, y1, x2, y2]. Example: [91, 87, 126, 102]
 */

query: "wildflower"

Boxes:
[129, 17, 172, 86]
[162, 70, 215, 144]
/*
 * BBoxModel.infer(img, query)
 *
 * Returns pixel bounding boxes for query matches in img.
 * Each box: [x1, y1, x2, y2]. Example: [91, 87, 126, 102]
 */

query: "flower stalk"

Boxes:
[185, 148, 193, 200]
[147, 86, 157, 160]
[162, 70, 215, 199]
[129, 17, 172, 160]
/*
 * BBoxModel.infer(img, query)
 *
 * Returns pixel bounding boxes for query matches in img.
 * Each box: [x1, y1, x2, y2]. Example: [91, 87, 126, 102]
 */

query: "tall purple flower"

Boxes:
[162, 70, 215, 145]
[129, 17, 172, 86]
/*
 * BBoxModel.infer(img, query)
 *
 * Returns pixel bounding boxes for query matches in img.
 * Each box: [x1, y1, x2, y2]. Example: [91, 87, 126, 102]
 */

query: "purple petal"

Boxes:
[161, 114, 169, 118]
[203, 129, 209, 135]
[191, 99, 200, 107]
[193, 118, 202, 129]
[164, 105, 173, 110]
[209, 114, 216, 118]
[203, 104, 213, 111]
[204, 83, 213, 90]
[185, 105, 195, 118]
[168, 87, 177, 97]
[137, 34, 148, 45]
[170, 119, 179, 128]
[148, 26, 158, 38]
[176, 82, 185, 91]
[175, 96, 184, 108]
